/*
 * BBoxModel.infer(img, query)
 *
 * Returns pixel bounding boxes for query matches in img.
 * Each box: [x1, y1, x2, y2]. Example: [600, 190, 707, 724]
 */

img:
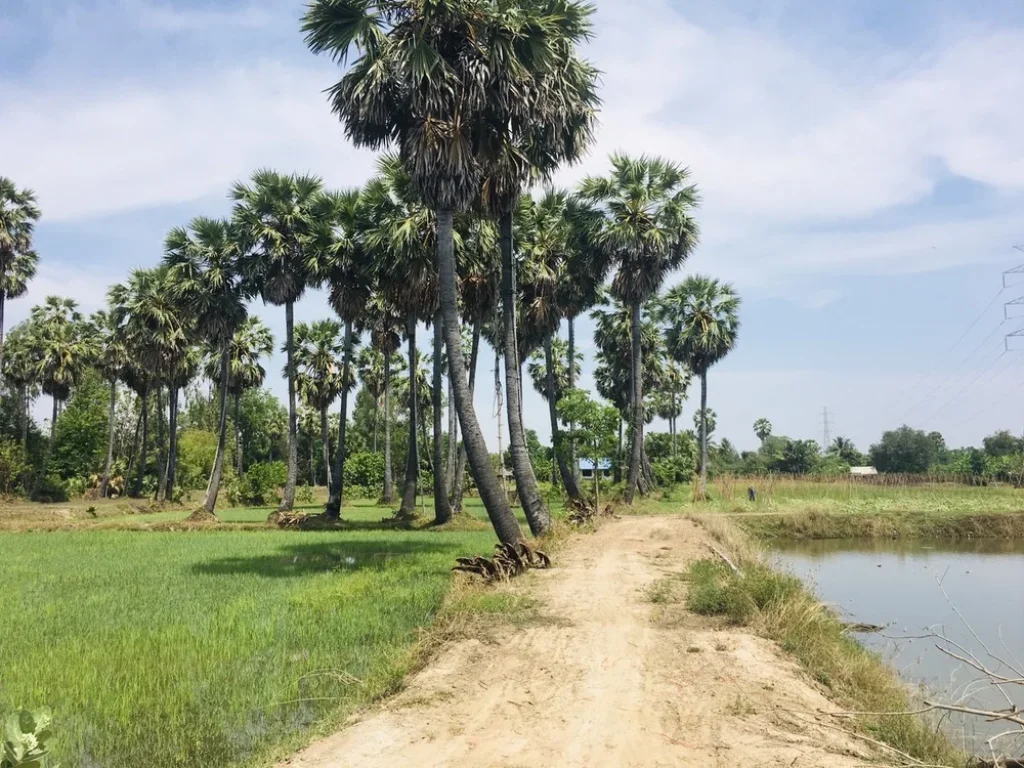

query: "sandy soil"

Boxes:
[281, 515, 887, 768]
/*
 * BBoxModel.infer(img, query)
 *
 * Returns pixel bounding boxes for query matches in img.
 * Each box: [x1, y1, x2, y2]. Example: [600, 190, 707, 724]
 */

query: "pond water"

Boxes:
[773, 538, 1024, 756]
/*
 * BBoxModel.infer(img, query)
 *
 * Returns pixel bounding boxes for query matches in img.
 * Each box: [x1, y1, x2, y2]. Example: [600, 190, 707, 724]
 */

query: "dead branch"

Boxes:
[709, 544, 740, 574]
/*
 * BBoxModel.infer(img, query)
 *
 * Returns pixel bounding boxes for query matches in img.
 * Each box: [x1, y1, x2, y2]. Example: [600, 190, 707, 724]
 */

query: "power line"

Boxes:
[916, 344, 1013, 427]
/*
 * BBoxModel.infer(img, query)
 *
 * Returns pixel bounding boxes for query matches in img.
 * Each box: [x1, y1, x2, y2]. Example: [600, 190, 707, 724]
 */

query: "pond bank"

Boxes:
[734, 509, 1024, 540]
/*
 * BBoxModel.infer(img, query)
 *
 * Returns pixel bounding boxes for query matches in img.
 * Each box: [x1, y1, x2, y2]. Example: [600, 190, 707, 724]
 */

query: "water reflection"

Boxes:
[773, 538, 1024, 756]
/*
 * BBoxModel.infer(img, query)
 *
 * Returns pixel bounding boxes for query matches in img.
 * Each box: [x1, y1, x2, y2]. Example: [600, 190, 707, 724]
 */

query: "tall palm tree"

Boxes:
[293, 319, 347, 490]
[307, 188, 369, 517]
[592, 299, 667, 489]
[0, 178, 40, 373]
[29, 297, 95, 479]
[165, 217, 247, 518]
[2, 322, 40, 457]
[223, 318, 274, 476]
[232, 170, 322, 516]
[658, 275, 741, 498]
[303, 0, 560, 544]
[654, 362, 691, 457]
[361, 157, 444, 520]
[109, 267, 188, 497]
[579, 155, 700, 503]
[91, 309, 129, 497]
[163, 346, 202, 500]
[754, 418, 772, 445]
[361, 292, 404, 502]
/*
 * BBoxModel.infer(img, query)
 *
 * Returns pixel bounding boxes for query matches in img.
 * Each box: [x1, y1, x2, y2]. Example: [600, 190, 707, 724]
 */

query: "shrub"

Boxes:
[31, 475, 69, 504]
[0, 440, 30, 495]
[2, 707, 57, 767]
[685, 559, 800, 625]
[228, 461, 286, 506]
[342, 452, 385, 489]
[295, 484, 315, 504]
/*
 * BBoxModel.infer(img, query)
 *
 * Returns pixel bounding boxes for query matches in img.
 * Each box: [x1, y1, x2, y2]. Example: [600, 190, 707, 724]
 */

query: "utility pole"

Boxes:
[821, 406, 834, 454]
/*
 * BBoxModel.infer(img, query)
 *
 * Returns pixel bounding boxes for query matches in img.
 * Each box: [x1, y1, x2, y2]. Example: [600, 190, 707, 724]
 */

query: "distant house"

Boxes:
[850, 466, 878, 476]
[579, 458, 613, 479]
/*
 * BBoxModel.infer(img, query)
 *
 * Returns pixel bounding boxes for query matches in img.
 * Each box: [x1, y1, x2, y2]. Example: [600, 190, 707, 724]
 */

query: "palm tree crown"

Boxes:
[659, 275, 741, 375]
[294, 320, 349, 412]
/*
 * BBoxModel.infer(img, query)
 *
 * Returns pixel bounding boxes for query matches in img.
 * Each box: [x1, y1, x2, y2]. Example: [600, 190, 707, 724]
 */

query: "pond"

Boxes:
[773, 538, 1024, 757]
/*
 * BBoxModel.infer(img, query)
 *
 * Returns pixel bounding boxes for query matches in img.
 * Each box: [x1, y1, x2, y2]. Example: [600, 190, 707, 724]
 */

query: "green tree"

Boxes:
[777, 439, 821, 474]
[659, 275, 741, 498]
[983, 430, 1021, 458]
[51, 371, 109, 481]
[829, 436, 863, 466]
[28, 297, 95, 481]
[580, 155, 700, 503]
[165, 217, 247, 518]
[2, 322, 41, 457]
[232, 170, 322, 515]
[559, 388, 619, 510]
[0, 177, 40, 373]
[304, 0, 586, 543]
[90, 309, 129, 497]
[868, 425, 936, 473]
[753, 418, 772, 444]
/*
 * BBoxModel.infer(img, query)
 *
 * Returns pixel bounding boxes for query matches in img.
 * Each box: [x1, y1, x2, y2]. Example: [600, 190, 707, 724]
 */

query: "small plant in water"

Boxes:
[2, 707, 58, 767]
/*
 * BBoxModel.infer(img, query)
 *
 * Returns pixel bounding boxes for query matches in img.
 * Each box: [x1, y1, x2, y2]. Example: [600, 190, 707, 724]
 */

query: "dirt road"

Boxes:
[282, 515, 885, 767]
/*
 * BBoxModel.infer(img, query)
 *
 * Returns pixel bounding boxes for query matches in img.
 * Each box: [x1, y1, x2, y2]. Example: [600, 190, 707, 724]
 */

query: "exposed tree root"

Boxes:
[566, 497, 614, 526]
[453, 541, 551, 582]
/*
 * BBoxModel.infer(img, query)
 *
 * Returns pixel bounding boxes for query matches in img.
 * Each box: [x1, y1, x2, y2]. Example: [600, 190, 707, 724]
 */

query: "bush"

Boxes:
[3, 707, 57, 767]
[228, 461, 286, 506]
[685, 559, 800, 625]
[342, 452, 385, 489]
[653, 455, 696, 485]
[295, 484, 315, 504]
[343, 484, 372, 500]
[0, 440, 30, 495]
[176, 429, 219, 490]
[30, 475, 69, 504]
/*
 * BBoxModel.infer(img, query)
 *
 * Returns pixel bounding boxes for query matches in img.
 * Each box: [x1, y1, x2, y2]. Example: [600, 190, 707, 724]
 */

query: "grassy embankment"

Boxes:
[641, 476, 1024, 539]
[671, 514, 966, 767]
[0, 496, 541, 768]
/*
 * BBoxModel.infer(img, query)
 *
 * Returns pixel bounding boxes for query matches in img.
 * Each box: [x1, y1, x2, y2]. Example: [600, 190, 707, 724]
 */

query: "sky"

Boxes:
[3, 0, 1024, 454]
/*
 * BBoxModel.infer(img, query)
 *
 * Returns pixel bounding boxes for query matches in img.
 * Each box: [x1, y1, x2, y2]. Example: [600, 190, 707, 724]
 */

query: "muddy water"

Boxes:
[773, 538, 1024, 755]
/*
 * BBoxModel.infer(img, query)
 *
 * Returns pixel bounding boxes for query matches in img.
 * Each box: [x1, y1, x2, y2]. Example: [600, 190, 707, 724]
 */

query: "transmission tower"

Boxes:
[821, 407, 834, 454]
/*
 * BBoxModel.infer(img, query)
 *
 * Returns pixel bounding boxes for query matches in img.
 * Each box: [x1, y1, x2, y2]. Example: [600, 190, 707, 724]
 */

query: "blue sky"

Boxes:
[3, 0, 1024, 453]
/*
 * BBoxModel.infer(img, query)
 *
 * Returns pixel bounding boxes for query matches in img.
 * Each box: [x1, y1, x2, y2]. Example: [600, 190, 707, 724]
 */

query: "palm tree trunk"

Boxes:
[383, 346, 394, 504]
[200, 340, 230, 517]
[419, 403, 431, 472]
[439, 208, 523, 544]
[326, 321, 353, 519]
[499, 210, 549, 535]
[0, 293, 6, 375]
[101, 379, 117, 497]
[445, 373, 456, 498]
[168, 387, 179, 501]
[43, 395, 58, 479]
[235, 391, 243, 477]
[624, 301, 644, 503]
[157, 385, 169, 502]
[452, 310, 481, 513]
[699, 369, 709, 499]
[21, 387, 29, 455]
[278, 300, 298, 515]
[567, 314, 578, 480]
[320, 406, 332, 493]
[671, 390, 677, 457]
[310, 431, 316, 486]
[545, 331, 582, 502]
[614, 418, 624, 484]
[432, 309, 452, 524]
[398, 314, 419, 517]
[133, 390, 149, 498]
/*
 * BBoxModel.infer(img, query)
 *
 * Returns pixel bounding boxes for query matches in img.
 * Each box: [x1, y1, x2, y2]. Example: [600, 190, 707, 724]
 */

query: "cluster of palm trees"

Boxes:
[0, 0, 744, 544]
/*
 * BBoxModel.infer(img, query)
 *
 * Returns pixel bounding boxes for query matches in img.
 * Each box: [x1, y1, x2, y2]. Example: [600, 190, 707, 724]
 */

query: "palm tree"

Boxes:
[579, 155, 700, 503]
[293, 319, 347, 491]
[91, 309, 129, 497]
[592, 299, 667, 489]
[0, 178, 41, 373]
[655, 362, 691, 456]
[754, 418, 772, 445]
[303, 0, 557, 544]
[165, 217, 247, 519]
[29, 297, 95, 479]
[232, 170, 322, 516]
[659, 275, 741, 498]
[223, 318, 274, 476]
[360, 292, 404, 502]
[2, 322, 40, 458]
[361, 157, 445, 520]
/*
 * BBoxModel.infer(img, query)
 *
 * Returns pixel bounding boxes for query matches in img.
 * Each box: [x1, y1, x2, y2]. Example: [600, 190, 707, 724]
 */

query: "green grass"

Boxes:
[627, 478, 1024, 539]
[0, 505, 523, 768]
